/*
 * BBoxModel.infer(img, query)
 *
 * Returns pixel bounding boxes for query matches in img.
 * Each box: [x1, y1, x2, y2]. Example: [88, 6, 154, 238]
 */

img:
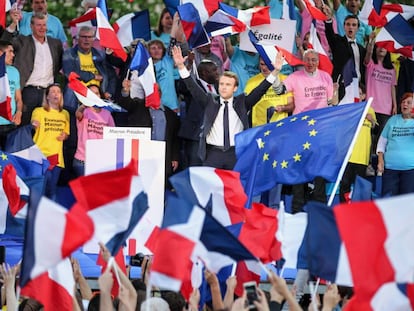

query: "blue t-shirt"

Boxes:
[151, 31, 170, 48]
[20, 11, 67, 43]
[154, 56, 179, 110]
[230, 46, 260, 96]
[381, 115, 414, 170]
[335, 5, 372, 46]
[0, 66, 20, 125]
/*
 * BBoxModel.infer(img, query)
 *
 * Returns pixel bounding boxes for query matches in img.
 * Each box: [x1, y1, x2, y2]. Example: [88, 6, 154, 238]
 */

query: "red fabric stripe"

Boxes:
[98, 28, 127, 61]
[131, 139, 139, 175]
[20, 272, 73, 311]
[69, 162, 135, 209]
[407, 284, 414, 309]
[250, 7, 270, 26]
[334, 201, 396, 310]
[145, 84, 161, 109]
[128, 239, 137, 256]
[214, 169, 246, 224]
[62, 204, 94, 258]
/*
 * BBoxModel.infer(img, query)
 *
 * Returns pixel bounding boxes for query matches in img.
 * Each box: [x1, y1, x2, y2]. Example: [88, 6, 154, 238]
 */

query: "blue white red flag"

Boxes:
[67, 72, 109, 108]
[113, 10, 151, 48]
[169, 167, 246, 226]
[360, 0, 414, 27]
[219, 3, 271, 27]
[96, 7, 127, 61]
[0, 53, 12, 121]
[19, 196, 94, 287]
[130, 42, 161, 109]
[68, 8, 96, 28]
[146, 226, 195, 292]
[234, 99, 368, 197]
[177, 3, 210, 49]
[339, 58, 360, 104]
[0, 0, 12, 27]
[70, 161, 149, 256]
[334, 194, 414, 310]
[282, 0, 296, 20]
[204, 9, 246, 37]
[20, 258, 75, 311]
[248, 30, 304, 70]
[375, 13, 414, 58]
[302, 201, 352, 286]
[303, 0, 328, 20]
[164, 0, 220, 23]
[163, 194, 256, 273]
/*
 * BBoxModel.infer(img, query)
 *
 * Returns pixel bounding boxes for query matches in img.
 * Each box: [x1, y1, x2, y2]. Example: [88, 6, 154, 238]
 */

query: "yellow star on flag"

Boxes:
[303, 141, 311, 150]
[272, 160, 277, 168]
[290, 117, 298, 122]
[293, 153, 302, 162]
[281, 160, 288, 168]
[308, 119, 316, 126]
[276, 122, 284, 127]
[257, 138, 265, 149]
[264, 130, 271, 136]
[302, 115, 309, 120]
[309, 129, 318, 136]
[263, 153, 269, 161]
[1, 153, 7, 161]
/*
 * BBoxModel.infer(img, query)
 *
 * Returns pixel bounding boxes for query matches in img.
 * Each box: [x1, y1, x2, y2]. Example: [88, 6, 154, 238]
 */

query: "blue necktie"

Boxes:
[223, 101, 230, 150]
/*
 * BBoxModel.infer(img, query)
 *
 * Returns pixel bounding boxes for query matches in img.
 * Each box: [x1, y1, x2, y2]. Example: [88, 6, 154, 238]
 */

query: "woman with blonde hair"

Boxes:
[31, 83, 70, 200]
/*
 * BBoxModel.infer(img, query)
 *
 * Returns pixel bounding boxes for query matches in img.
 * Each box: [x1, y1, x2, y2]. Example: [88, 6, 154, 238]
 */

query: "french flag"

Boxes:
[95, 6, 127, 61]
[113, 10, 151, 48]
[303, 0, 328, 20]
[146, 226, 195, 292]
[68, 8, 96, 29]
[360, 0, 414, 27]
[204, 9, 246, 37]
[0, 53, 12, 122]
[339, 58, 360, 104]
[302, 201, 353, 286]
[248, 30, 304, 70]
[334, 194, 414, 310]
[70, 161, 149, 256]
[177, 3, 210, 49]
[169, 167, 246, 226]
[130, 42, 161, 110]
[375, 13, 414, 58]
[282, 0, 297, 20]
[20, 259, 75, 311]
[219, 3, 271, 27]
[19, 196, 94, 288]
[0, 0, 12, 28]
[308, 22, 333, 75]
[164, 0, 220, 24]
[162, 194, 257, 273]
[67, 72, 108, 108]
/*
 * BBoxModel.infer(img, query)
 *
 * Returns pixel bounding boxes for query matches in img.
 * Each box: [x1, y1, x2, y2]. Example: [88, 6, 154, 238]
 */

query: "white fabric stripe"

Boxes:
[150, 271, 182, 291]
[371, 282, 413, 311]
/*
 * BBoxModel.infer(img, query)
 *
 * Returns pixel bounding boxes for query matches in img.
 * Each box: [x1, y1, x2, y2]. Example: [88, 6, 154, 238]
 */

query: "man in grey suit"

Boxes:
[172, 45, 280, 170]
[1, 11, 63, 125]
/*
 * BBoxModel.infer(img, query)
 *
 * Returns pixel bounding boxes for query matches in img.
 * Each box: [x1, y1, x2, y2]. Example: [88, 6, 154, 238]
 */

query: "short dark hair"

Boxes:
[0, 40, 12, 52]
[344, 15, 360, 28]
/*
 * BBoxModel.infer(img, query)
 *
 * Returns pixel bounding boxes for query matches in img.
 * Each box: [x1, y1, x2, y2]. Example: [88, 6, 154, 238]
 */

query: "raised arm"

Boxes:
[364, 32, 376, 66]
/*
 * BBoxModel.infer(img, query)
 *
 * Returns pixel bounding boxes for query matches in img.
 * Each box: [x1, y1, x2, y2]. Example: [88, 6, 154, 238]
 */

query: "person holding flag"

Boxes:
[272, 49, 334, 213]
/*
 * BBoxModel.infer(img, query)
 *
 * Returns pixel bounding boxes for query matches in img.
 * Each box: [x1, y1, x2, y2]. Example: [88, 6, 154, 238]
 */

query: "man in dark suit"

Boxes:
[1, 11, 63, 126]
[324, 8, 366, 101]
[177, 59, 219, 167]
[172, 45, 279, 170]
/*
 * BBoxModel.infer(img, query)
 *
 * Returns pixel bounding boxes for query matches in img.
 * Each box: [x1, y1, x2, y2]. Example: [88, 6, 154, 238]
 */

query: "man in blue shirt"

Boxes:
[17, 0, 67, 46]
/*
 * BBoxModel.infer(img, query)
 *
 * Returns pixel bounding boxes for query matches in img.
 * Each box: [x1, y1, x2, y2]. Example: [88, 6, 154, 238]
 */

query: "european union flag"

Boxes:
[0, 151, 45, 179]
[234, 102, 368, 197]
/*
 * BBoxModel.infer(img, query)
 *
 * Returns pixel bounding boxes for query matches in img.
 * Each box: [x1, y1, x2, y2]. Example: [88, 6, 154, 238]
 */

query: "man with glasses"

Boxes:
[272, 49, 334, 213]
[1, 12, 63, 125]
[62, 25, 116, 179]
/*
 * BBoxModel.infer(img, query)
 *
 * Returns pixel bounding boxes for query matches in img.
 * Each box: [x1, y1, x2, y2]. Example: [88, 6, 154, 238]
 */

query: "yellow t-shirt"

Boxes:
[32, 107, 70, 168]
[78, 51, 101, 87]
[245, 73, 293, 126]
[349, 107, 376, 165]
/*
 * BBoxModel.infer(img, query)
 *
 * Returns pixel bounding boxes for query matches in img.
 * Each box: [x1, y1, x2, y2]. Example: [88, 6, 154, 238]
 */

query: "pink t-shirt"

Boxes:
[365, 60, 396, 115]
[74, 108, 115, 161]
[283, 70, 333, 114]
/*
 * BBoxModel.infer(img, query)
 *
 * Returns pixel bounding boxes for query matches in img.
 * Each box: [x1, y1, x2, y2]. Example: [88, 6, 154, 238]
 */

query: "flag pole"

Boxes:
[245, 151, 261, 208]
[327, 98, 373, 207]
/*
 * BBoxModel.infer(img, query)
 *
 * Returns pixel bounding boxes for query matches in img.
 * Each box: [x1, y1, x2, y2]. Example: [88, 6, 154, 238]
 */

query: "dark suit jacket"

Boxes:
[181, 74, 272, 160]
[325, 21, 366, 100]
[1, 31, 62, 87]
